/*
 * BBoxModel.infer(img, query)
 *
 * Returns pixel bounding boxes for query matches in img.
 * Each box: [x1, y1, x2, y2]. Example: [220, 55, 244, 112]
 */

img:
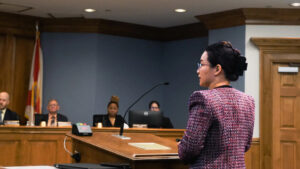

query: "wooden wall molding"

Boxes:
[40, 17, 162, 40]
[0, 12, 208, 41]
[250, 38, 300, 47]
[39, 18, 207, 41]
[0, 12, 37, 37]
[2, 8, 300, 39]
[196, 9, 245, 30]
[196, 8, 300, 30]
[160, 22, 208, 41]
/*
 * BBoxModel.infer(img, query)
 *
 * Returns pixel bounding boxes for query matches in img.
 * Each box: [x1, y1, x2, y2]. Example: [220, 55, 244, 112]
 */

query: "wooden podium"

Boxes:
[67, 132, 188, 169]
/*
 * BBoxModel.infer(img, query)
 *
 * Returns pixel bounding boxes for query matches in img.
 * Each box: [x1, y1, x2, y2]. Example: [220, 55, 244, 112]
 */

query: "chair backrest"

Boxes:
[93, 114, 106, 127]
[34, 114, 47, 126]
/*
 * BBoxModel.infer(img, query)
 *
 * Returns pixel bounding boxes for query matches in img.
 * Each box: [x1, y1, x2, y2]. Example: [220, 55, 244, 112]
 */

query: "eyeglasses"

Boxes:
[197, 62, 210, 69]
[48, 104, 58, 107]
[151, 107, 159, 111]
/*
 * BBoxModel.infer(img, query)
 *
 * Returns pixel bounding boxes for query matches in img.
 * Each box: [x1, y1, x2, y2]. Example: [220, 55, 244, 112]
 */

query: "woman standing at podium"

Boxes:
[93, 96, 126, 127]
[178, 41, 255, 168]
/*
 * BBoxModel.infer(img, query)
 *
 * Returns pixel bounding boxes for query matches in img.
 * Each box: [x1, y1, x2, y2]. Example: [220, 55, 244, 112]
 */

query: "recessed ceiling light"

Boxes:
[84, 8, 96, 13]
[290, 2, 300, 7]
[174, 9, 186, 13]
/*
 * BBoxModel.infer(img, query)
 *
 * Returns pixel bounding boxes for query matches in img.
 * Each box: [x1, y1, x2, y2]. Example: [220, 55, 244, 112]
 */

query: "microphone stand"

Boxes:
[113, 82, 169, 139]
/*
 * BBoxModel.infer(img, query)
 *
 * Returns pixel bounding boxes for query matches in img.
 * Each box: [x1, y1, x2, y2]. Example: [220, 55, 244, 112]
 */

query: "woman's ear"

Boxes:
[214, 64, 222, 75]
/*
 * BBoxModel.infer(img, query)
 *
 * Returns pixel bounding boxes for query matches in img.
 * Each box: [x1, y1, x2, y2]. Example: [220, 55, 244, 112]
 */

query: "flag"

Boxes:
[25, 30, 43, 125]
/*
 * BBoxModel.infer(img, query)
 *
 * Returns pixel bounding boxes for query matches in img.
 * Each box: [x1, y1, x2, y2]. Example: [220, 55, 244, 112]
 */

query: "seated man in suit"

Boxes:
[149, 100, 173, 128]
[35, 99, 68, 126]
[0, 91, 19, 123]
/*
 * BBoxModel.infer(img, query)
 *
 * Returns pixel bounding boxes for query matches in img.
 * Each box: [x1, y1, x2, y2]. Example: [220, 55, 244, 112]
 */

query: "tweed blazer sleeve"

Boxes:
[178, 91, 213, 163]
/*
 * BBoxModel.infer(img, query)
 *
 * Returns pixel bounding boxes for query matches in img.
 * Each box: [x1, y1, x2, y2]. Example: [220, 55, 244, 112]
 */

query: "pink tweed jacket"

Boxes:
[178, 87, 255, 169]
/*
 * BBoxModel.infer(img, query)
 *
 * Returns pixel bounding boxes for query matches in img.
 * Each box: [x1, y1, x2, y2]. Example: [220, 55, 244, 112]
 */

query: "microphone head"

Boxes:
[163, 82, 170, 85]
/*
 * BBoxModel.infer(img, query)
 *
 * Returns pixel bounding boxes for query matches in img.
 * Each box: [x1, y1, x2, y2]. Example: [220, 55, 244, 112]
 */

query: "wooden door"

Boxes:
[272, 62, 300, 169]
[251, 38, 300, 169]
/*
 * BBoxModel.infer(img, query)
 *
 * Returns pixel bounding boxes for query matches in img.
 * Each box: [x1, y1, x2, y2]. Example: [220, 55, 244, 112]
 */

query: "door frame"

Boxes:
[251, 38, 300, 169]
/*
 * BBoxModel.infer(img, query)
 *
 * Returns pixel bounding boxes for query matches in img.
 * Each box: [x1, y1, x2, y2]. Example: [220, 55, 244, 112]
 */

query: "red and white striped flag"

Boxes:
[25, 30, 43, 125]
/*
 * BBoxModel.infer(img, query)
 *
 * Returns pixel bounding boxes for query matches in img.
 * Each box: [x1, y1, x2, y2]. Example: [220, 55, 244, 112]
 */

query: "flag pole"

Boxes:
[26, 21, 42, 126]
[35, 21, 39, 41]
[29, 22, 40, 126]
[35, 21, 39, 32]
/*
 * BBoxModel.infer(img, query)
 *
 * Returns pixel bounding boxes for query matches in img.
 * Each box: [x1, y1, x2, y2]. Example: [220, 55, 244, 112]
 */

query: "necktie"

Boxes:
[50, 116, 55, 126]
[0, 110, 3, 122]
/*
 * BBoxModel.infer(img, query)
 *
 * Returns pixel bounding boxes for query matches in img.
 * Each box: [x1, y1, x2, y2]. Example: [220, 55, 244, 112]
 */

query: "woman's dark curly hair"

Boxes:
[205, 41, 247, 81]
[107, 101, 119, 108]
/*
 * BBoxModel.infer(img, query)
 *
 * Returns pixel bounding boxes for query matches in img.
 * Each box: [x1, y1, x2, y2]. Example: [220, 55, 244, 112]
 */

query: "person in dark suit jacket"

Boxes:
[178, 41, 255, 168]
[0, 91, 19, 123]
[149, 100, 173, 128]
[93, 96, 126, 127]
[35, 99, 68, 126]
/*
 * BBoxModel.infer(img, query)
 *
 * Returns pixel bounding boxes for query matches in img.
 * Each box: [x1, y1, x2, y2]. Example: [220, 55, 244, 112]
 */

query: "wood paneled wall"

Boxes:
[0, 34, 34, 123]
[0, 126, 72, 166]
[0, 12, 36, 123]
[245, 138, 260, 169]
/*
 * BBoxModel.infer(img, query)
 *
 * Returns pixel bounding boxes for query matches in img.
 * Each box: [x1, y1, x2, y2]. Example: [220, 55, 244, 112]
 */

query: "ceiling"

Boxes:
[0, 0, 298, 28]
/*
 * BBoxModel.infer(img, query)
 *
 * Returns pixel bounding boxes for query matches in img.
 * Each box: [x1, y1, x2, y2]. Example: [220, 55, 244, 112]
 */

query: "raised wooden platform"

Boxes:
[0, 126, 259, 168]
[0, 126, 184, 166]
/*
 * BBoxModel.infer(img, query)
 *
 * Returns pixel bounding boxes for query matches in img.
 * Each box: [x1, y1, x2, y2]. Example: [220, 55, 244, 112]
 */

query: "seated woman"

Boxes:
[149, 100, 174, 128]
[93, 96, 126, 127]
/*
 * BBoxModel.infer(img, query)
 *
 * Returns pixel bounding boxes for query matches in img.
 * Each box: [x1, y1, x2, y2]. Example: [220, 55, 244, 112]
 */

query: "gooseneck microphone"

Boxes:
[115, 82, 169, 139]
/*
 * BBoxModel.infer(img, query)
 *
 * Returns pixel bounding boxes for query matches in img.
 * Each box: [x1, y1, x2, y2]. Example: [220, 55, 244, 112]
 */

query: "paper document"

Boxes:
[128, 142, 171, 150]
